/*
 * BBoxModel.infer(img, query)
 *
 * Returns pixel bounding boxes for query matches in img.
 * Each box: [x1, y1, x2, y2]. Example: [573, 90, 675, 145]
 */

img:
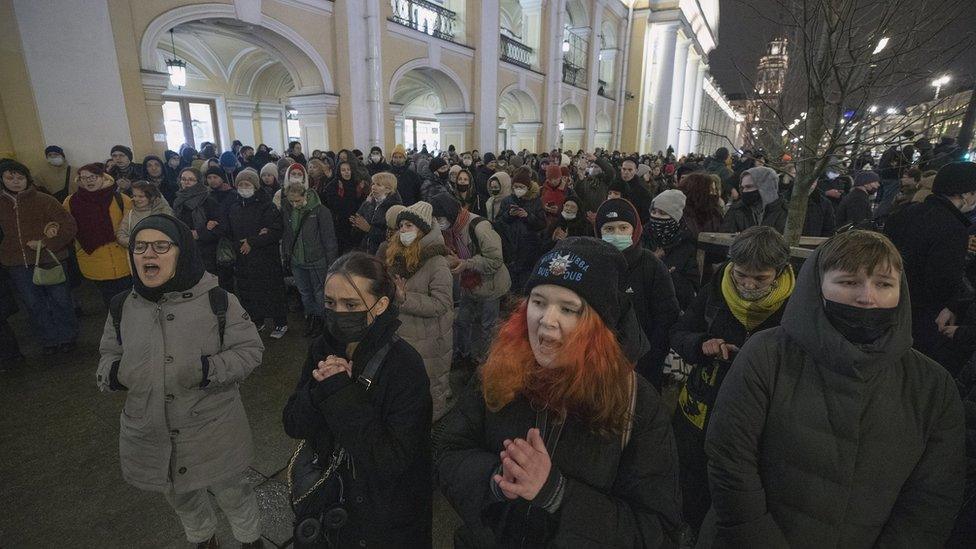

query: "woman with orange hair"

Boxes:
[436, 237, 682, 547]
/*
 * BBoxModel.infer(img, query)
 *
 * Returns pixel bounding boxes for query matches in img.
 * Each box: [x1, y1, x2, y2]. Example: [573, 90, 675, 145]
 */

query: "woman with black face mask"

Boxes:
[699, 230, 964, 548]
[282, 251, 433, 548]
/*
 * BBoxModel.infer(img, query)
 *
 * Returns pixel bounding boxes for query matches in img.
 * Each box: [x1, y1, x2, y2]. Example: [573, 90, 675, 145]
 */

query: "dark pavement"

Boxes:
[0, 284, 462, 547]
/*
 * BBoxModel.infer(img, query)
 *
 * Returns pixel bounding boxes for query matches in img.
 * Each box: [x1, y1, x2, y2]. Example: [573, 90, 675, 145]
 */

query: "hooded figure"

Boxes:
[496, 167, 546, 292]
[96, 213, 265, 547]
[172, 168, 222, 273]
[700, 232, 964, 548]
[366, 145, 393, 175]
[720, 166, 788, 233]
[323, 160, 367, 254]
[142, 154, 179, 205]
[220, 170, 288, 333]
[484, 171, 512, 222]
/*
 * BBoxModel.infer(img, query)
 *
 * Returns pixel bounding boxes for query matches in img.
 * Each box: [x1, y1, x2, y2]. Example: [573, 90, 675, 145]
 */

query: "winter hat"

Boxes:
[111, 145, 133, 161]
[512, 166, 533, 187]
[545, 164, 562, 182]
[386, 204, 406, 231]
[260, 162, 278, 182]
[45, 145, 64, 157]
[932, 162, 976, 196]
[219, 151, 238, 169]
[429, 157, 447, 173]
[205, 166, 228, 184]
[372, 171, 398, 193]
[525, 237, 627, 328]
[596, 198, 641, 242]
[370, 146, 383, 155]
[560, 153, 571, 167]
[714, 147, 730, 161]
[128, 214, 205, 303]
[392, 144, 406, 157]
[510, 155, 524, 169]
[744, 166, 780, 206]
[608, 180, 627, 195]
[234, 168, 259, 188]
[430, 192, 461, 225]
[396, 201, 433, 234]
[449, 164, 462, 180]
[483, 152, 496, 164]
[853, 170, 880, 187]
[636, 164, 652, 179]
[652, 189, 686, 222]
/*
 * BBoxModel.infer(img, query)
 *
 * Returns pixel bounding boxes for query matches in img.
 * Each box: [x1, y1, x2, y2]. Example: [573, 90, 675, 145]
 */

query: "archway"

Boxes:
[389, 64, 471, 152]
[498, 86, 541, 152]
[141, 5, 335, 153]
[560, 103, 585, 152]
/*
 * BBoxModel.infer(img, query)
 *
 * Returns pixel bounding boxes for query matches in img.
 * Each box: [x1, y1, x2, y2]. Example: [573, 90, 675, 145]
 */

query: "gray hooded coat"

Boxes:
[97, 272, 264, 494]
[720, 167, 788, 233]
[699, 246, 965, 548]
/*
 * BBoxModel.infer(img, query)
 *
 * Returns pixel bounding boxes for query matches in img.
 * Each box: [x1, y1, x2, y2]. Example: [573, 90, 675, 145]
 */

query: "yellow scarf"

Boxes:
[720, 263, 794, 331]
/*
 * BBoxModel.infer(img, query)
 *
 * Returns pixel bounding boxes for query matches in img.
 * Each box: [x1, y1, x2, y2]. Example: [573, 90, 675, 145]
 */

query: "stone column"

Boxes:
[140, 71, 170, 154]
[677, 51, 699, 156]
[337, 0, 368, 147]
[648, 22, 679, 154]
[666, 34, 691, 152]
[584, 0, 604, 150]
[521, 0, 544, 68]
[437, 112, 474, 152]
[542, 0, 567, 149]
[475, 0, 501, 152]
[688, 62, 707, 154]
[289, 94, 338, 152]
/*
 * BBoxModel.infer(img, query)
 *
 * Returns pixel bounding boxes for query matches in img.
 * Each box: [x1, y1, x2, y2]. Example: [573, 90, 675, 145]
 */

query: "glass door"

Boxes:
[162, 98, 220, 150]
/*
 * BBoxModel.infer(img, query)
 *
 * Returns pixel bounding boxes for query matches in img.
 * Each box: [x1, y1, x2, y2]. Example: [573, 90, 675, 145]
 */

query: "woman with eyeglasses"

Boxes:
[669, 225, 795, 537]
[97, 214, 265, 549]
[116, 181, 173, 249]
[172, 167, 222, 275]
[63, 162, 133, 306]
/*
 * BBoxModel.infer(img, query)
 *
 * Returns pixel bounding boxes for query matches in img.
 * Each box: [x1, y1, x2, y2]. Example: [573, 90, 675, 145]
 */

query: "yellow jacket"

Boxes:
[63, 189, 132, 281]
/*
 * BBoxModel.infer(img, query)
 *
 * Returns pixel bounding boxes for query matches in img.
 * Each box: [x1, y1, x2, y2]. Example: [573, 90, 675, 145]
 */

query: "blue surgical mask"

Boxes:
[602, 233, 632, 251]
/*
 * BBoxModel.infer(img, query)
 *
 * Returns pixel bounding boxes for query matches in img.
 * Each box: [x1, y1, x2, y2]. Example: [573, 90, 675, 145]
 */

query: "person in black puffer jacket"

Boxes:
[596, 198, 680, 389]
[282, 252, 432, 548]
[497, 167, 546, 293]
[669, 226, 794, 534]
[436, 237, 680, 548]
[700, 230, 964, 548]
[221, 169, 288, 335]
[646, 190, 700, 310]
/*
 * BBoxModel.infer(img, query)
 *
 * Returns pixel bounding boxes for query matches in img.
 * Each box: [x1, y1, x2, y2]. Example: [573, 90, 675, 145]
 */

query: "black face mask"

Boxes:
[741, 190, 762, 206]
[648, 217, 681, 245]
[325, 309, 369, 344]
[457, 184, 470, 193]
[823, 298, 898, 345]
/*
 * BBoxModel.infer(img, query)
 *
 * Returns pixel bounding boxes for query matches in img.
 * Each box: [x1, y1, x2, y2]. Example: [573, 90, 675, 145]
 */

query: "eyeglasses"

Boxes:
[133, 241, 175, 255]
[79, 175, 99, 183]
[179, 177, 197, 183]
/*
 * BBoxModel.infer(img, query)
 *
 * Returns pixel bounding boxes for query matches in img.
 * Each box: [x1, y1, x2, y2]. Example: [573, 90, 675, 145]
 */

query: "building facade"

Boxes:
[735, 37, 789, 151]
[0, 0, 742, 168]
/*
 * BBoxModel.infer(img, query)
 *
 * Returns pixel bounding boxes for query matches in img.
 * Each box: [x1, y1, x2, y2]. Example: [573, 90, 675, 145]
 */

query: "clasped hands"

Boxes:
[312, 355, 353, 382]
[492, 428, 552, 502]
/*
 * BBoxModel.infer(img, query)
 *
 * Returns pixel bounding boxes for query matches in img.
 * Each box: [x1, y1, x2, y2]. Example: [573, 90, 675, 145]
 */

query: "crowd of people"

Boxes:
[1, 136, 974, 548]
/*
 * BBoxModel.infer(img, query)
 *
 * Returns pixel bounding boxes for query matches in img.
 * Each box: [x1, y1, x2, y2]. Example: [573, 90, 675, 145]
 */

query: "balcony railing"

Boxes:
[500, 35, 533, 69]
[561, 29, 588, 89]
[597, 79, 612, 98]
[562, 62, 586, 89]
[389, 0, 457, 42]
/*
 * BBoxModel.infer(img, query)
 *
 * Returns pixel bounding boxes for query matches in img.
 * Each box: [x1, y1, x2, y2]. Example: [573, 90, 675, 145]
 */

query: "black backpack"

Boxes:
[109, 287, 229, 348]
[468, 216, 513, 264]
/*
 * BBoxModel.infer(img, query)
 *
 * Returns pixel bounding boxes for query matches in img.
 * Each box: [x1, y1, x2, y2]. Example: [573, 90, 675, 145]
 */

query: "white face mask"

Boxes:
[437, 218, 451, 231]
[238, 187, 255, 199]
[370, 154, 381, 163]
[513, 187, 527, 198]
[826, 171, 840, 180]
[47, 156, 64, 167]
[462, 159, 472, 166]
[561, 210, 577, 220]
[399, 230, 418, 246]
[289, 175, 304, 185]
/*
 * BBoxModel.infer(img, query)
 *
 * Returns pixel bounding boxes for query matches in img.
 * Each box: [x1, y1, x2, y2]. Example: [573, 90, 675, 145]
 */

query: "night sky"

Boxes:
[709, 0, 976, 100]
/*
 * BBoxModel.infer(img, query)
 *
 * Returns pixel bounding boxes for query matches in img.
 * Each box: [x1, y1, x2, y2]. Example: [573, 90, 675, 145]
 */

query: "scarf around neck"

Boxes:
[71, 183, 120, 254]
[721, 263, 794, 331]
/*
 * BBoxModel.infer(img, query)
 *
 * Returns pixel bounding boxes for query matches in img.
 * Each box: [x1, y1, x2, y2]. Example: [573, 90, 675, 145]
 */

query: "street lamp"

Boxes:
[165, 29, 187, 88]
[558, 121, 565, 132]
[886, 107, 898, 115]
[562, 39, 570, 53]
[931, 75, 951, 100]
[872, 36, 889, 55]
[868, 105, 879, 113]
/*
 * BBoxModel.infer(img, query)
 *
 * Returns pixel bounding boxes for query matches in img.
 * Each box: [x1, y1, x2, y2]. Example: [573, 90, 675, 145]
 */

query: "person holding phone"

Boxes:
[669, 225, 795, 537]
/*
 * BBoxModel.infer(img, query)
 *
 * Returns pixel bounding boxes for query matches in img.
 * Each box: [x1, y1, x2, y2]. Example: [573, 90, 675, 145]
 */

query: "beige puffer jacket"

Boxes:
[96, 273, 264, 494]
[393, 229, 454, 421]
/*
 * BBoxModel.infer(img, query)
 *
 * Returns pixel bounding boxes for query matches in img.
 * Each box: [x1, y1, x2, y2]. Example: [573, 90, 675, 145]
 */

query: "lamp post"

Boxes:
[165, 28, 186, 89]
[932, 75, 951, 101]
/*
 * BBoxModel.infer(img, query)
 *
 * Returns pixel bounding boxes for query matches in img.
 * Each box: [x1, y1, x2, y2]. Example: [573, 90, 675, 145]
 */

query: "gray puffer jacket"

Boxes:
[392, 229, 454, 421]
[454, 212, 511, 300]
[700, 246, 965, 548]
[96, 273, 264, 494]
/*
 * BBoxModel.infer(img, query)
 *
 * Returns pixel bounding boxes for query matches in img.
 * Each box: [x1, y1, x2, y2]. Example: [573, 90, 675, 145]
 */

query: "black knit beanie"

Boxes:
[128, 214, 206, 302]
[525, 237, 627, 328]
[932, 162, 976, 196]
[111, 145, 133, 161]
[596, 198, 639, 236]
[430, 192, 461, 224]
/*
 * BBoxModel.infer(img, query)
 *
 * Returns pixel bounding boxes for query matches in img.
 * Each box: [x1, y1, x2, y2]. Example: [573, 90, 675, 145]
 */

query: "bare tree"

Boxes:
[729, 0, 975, 244]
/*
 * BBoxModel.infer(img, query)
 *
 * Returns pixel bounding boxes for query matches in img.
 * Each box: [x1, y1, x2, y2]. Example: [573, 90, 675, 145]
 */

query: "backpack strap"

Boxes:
[109, 291, 130, 345]
[208, 287, 229, 349]
[356, 335, 399, 391]
[467, 216, 488, 257]
[621, 371, 638, 448]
